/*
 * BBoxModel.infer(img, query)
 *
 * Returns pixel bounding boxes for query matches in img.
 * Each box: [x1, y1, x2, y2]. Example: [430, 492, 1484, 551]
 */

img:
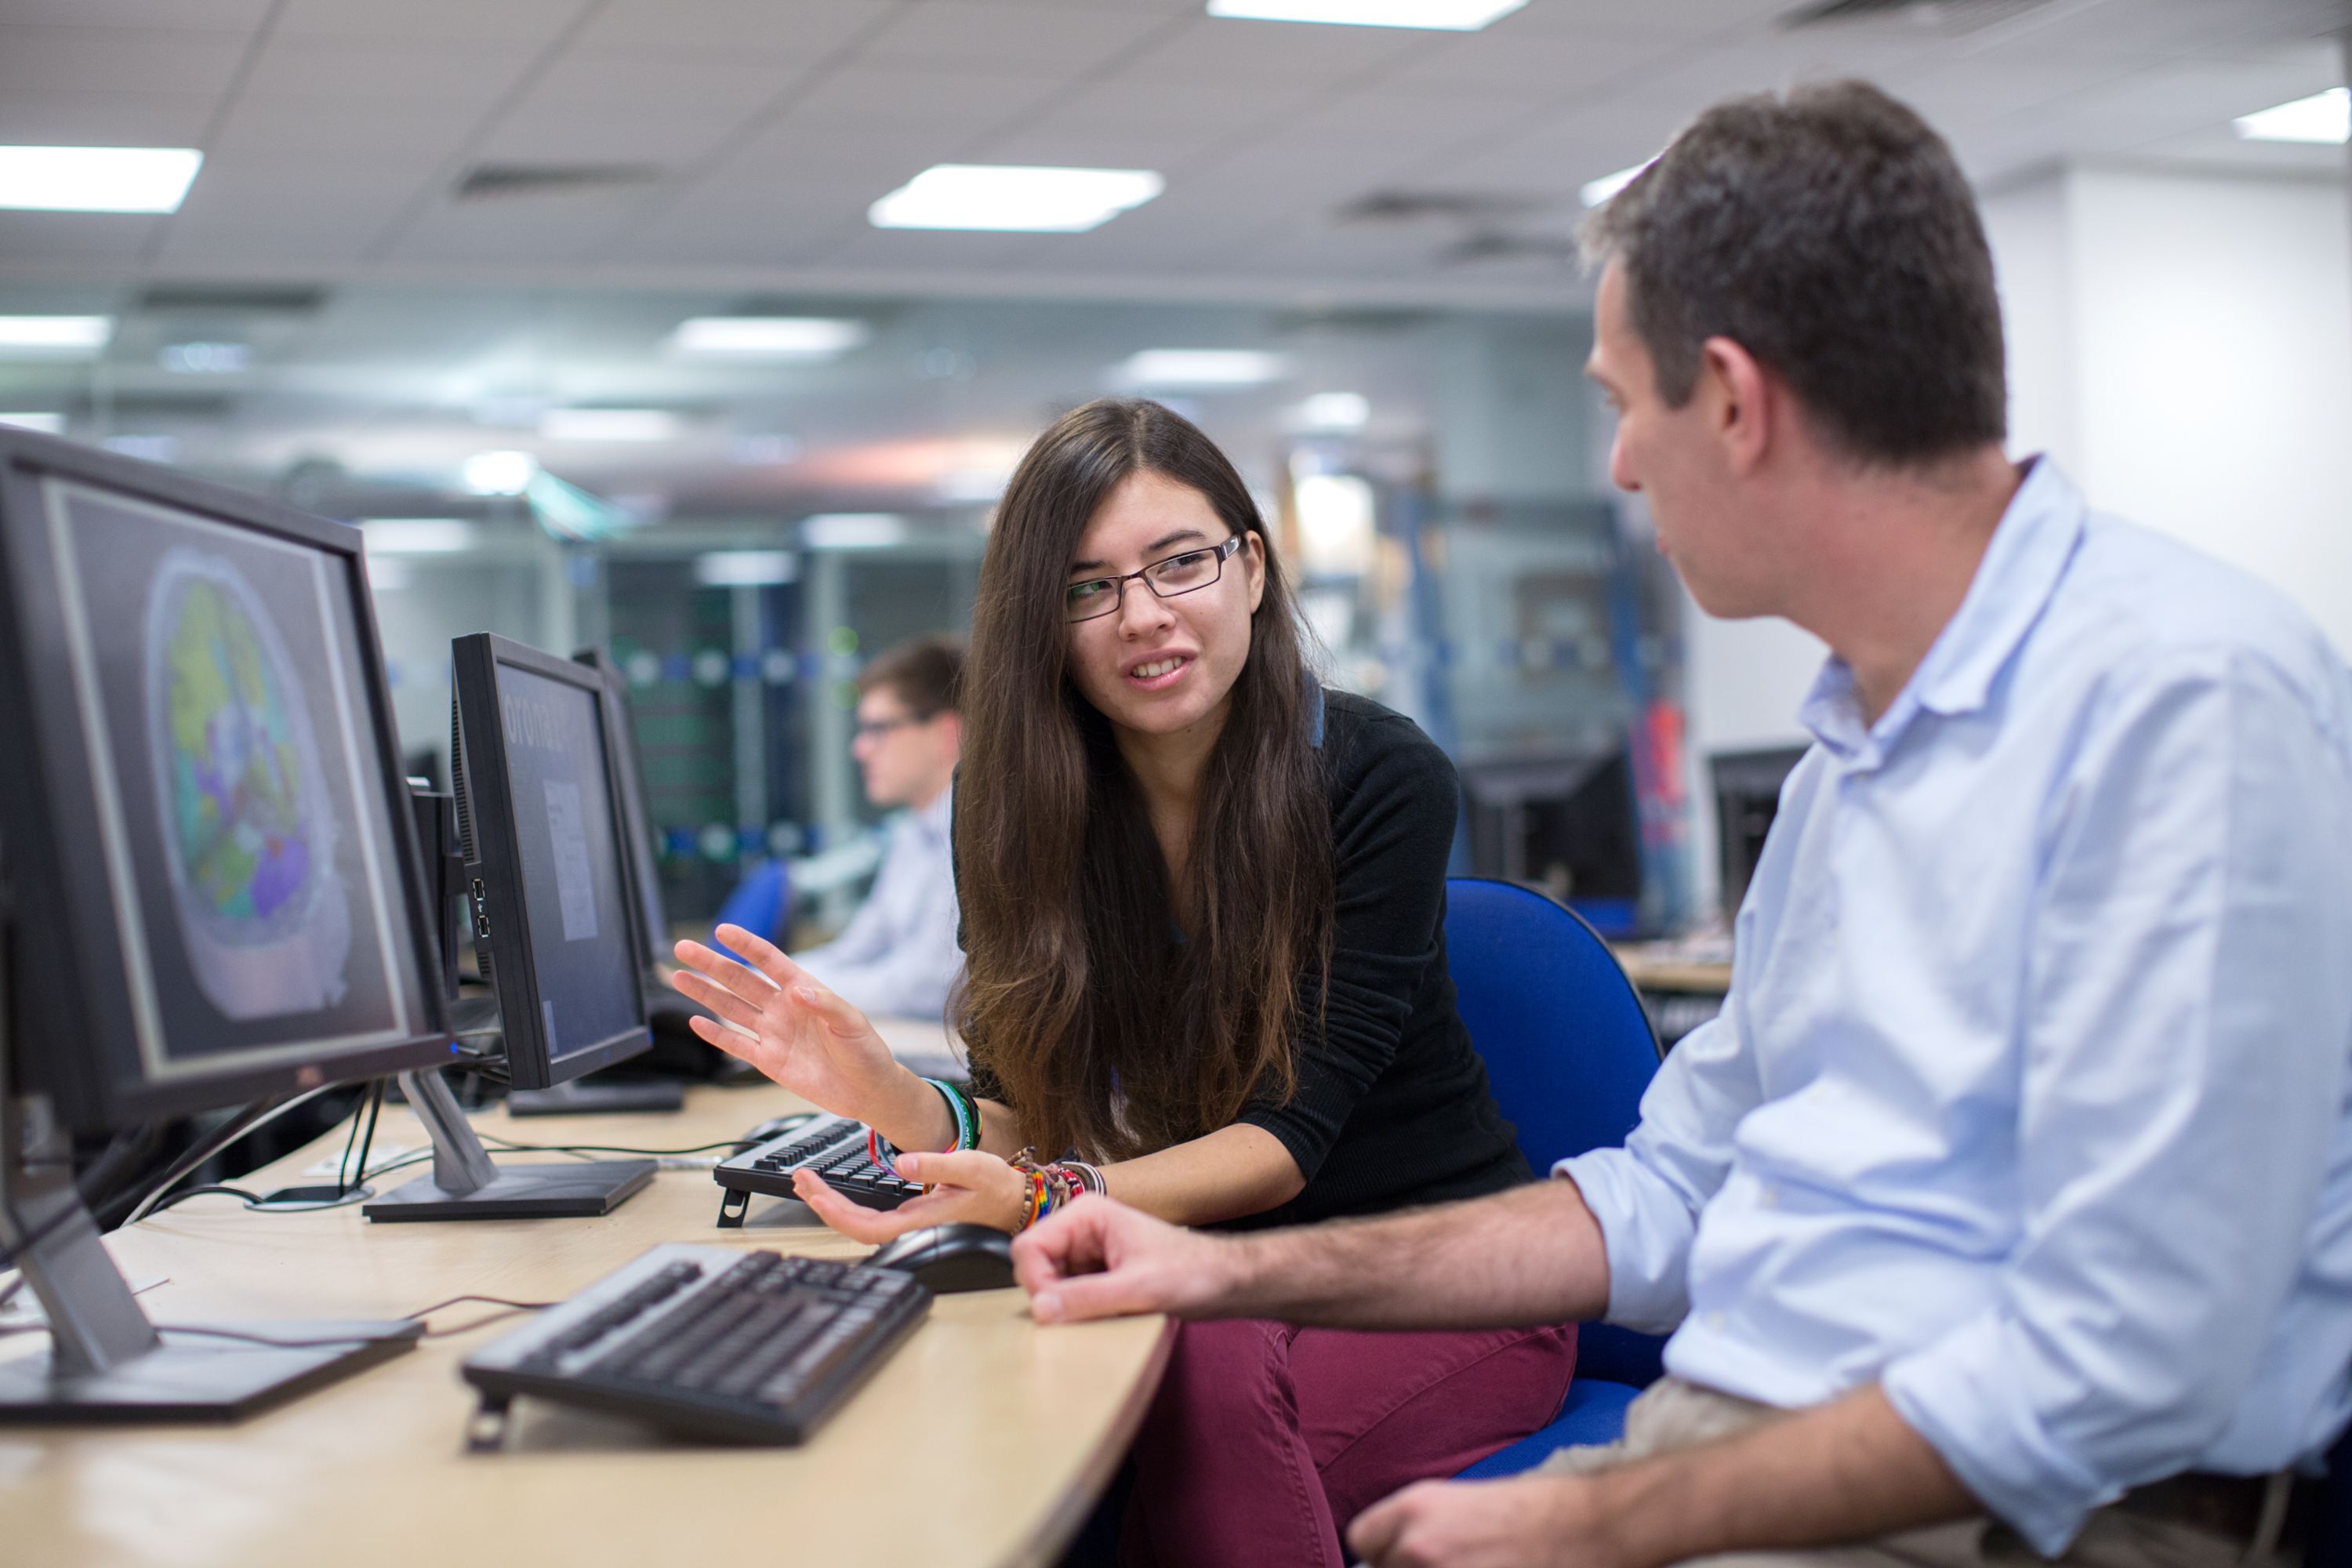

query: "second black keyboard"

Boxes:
[462, 1243, 930, 1444]
[714, 1111, 922, 1226]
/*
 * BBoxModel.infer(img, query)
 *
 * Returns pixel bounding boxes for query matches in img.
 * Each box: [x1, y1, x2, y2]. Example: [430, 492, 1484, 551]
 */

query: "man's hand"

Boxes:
[1348, 1473, 1613, 1568]
[1011, 1196, 1247, 1323]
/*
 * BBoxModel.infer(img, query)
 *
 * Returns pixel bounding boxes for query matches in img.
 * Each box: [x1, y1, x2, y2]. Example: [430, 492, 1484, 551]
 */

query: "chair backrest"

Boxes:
[2315, 1420, 2352, 1568]
[1443, 877, 1661, 1173]
[1444, 877, 1669, 1389]
[712, 859, 790, 964]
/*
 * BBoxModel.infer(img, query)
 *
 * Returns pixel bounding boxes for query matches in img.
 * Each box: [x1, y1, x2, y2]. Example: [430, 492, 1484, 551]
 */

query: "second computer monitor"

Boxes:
[573, 648, 668, 976]
[452, 633, 650, 1091]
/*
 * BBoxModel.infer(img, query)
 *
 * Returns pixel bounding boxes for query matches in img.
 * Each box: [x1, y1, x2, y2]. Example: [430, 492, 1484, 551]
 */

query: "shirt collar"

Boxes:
[913, 782, 954, 840]
[1799, 457, 2086, 764]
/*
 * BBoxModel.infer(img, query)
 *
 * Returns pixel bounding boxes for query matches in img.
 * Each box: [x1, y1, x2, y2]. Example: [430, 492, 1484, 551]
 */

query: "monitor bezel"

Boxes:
[451, 632, 652, 1091]
[572, 648, 668, 976]
[0, 426, 455, 1132]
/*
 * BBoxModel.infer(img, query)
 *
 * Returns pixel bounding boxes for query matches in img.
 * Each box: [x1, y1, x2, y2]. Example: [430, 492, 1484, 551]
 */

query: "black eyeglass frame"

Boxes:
[851, 710, 942, 741]
[1063, 534, 1247, 624]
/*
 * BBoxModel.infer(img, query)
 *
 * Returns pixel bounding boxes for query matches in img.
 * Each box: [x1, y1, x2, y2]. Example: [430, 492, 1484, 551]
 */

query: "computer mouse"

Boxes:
[865, 1222, 1018, 1294]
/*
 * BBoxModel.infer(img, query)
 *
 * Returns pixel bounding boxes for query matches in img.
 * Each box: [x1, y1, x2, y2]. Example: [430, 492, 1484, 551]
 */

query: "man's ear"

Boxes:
[1698, 335, 1773, 476]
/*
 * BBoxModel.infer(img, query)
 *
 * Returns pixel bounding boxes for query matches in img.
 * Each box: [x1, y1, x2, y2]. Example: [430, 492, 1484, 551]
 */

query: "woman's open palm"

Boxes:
[669, 924, 898, 1120]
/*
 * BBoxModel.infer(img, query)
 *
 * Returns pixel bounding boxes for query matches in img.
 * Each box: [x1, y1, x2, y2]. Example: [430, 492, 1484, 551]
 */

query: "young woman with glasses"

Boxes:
[670, 398, 1574, 1566]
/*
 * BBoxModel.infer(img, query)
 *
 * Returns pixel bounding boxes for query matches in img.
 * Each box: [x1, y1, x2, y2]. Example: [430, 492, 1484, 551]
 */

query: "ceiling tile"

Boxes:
[861, 2, 1181, 74]
[474, 106, 757, 168]
[1120, 14, 1432, 87]
[0, 210, 164, 263]
[576, 0, 908, 62]
[274, 0, 592, 43]
[2, 0, 272, 27]
[0, 24, 253, 96]
[0, 88, 219, 145]
[517, 49, 818, 115]
[237, 35, 540, 101]
[775, 62, 1071, 132]
[205, 96, 484, 159]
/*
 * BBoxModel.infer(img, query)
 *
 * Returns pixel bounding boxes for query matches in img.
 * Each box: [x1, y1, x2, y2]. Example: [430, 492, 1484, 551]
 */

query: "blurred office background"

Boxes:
[2, 0, 2347, 946]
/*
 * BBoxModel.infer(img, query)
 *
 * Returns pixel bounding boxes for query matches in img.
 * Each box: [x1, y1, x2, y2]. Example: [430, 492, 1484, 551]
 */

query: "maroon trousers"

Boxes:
[1119, 1318, 1579, 1567]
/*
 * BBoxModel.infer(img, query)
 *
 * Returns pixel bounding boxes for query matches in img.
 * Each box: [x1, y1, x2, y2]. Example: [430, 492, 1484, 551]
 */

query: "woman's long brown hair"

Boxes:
[953, 398, 1333, 1163]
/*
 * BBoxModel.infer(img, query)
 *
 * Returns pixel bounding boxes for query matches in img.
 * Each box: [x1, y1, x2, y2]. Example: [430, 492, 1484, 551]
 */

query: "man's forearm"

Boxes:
[1592, 1385, 1977, 1568]
[1210, 1175, 1611, 1330]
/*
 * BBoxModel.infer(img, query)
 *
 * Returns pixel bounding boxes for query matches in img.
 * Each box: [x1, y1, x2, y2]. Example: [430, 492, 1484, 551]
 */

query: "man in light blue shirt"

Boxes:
[1005, 82, 2352, 1568]
[791, 635, 965, 1020]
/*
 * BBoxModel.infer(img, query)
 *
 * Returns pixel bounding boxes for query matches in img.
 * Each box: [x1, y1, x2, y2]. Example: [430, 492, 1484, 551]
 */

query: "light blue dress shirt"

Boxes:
[1560, 459, 2352, 1554]
[793, 786, 964, 1021]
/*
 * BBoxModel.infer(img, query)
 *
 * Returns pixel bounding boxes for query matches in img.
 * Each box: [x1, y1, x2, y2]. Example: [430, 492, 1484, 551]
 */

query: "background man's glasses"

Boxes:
[853, 712, 935, 741]
[1065, 535, 1244, 624]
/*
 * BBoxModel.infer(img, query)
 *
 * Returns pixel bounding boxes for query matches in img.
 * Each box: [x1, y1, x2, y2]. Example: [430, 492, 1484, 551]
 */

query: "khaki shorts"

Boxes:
[1535, 1378, 2301, 1568]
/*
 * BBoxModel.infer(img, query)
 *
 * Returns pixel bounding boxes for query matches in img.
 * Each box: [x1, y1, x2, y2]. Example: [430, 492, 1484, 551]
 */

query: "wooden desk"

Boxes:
[0, 1069, 1171, 1568]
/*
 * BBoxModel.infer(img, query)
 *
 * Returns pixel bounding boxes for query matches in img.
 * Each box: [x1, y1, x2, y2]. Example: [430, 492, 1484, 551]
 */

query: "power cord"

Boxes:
[147, 1292, 561, 1351]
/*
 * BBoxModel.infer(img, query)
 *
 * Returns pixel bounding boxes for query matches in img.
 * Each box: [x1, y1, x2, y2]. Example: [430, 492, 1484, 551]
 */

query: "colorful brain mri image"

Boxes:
[145, 547, 353, 1021]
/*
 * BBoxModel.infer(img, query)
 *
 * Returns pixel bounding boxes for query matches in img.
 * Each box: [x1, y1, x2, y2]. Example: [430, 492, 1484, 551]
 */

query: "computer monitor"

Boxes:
[0, 426, 452, 1419]
[358, 633, 659, 1219]
[1710, 745, 1808, 926]
[452, 633, 651, 1090]
[572, 648, 667, 975]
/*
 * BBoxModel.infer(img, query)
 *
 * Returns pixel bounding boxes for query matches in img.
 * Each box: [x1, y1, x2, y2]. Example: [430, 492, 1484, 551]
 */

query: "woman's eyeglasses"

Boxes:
[1065, 535, 1244, 624]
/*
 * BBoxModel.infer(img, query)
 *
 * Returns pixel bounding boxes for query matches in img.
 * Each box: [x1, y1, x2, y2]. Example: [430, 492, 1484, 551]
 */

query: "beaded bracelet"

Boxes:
[1009, 1149, 1107, 1230]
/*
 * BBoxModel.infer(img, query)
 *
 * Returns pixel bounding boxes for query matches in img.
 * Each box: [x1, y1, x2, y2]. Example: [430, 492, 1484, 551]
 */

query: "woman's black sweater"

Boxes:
[967, 688, 1530, 1229]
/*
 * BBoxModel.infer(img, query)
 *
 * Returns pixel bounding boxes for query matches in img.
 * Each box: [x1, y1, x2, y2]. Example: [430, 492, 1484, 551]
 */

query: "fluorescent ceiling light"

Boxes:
[728, 432, 801, 466]
[2234, 87, 2350, 144]
[1207, 0, 1524, 27]
[103, 434, 178, 463]
[540, 408, 681, 442]
[801, 513, 908, 550]
[159, 340, 249, 374]
[1298, 391, 1370, 430]
[0, 315, 112, 354]
[1581, 159, 1657, 209]
[1112, 349, 1292, 389]
[463, 450, 537, 496]
[695, 550, 800, 587]
[669, 317, 869, 360]
[870, 165, 1163, 233]
[0, 146, 202, 212]
[361, 519, 477, 555]
[0, 412, 63, 434]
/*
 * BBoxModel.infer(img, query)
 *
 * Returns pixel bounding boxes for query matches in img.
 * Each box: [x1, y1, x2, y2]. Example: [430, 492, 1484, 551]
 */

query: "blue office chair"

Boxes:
[711, 858, 790, 965]
[2313, 1421, 2352, 1568]
[1441, 877, 1672, 1479]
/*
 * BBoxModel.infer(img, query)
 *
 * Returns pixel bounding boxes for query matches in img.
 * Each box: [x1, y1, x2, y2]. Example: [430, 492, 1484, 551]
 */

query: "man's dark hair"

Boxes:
[1583, 80, 2006, 466]
[856, 634, 964, 717]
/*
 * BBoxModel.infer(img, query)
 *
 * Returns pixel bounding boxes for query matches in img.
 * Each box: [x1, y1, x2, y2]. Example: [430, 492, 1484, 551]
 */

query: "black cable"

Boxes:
[331, 1085, 368, 1191]
[143, 1184, 263, 1214]
[118, 1084, 342, 1228]
[340, 1080, 383, 1195]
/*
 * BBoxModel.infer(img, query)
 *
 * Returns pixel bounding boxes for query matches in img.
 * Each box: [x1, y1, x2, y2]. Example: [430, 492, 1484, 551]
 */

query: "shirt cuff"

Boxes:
[1881, 1312, 2114, 1556]
[1554, 1148, 1698, 1334]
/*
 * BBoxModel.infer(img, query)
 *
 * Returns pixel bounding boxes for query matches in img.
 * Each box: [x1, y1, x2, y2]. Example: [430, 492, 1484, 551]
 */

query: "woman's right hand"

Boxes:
[670, 924, 904, 1124]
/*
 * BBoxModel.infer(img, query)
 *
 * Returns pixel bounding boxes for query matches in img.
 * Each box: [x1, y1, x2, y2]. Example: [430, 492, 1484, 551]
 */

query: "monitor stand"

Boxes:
[0, 1087, 416, 1423]
[361, 1068, 654, 1221]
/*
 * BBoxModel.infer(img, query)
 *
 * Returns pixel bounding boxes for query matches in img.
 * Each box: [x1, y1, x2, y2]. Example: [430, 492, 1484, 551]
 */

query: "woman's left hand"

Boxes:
[789, 1149, 1031, 1244]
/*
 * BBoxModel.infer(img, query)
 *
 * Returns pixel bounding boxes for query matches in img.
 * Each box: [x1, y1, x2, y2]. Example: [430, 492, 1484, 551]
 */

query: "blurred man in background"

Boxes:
[790, 634, 966, 1020]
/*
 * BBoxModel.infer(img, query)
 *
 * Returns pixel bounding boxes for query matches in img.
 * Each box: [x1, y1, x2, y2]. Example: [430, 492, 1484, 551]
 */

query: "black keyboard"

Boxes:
[462, 1243, 929, 1445]
[713, 1112, 923, 1228]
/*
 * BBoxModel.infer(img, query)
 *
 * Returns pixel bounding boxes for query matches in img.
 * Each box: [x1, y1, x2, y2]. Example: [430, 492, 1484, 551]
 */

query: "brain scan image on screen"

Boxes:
[143, 546, 354, 1019]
